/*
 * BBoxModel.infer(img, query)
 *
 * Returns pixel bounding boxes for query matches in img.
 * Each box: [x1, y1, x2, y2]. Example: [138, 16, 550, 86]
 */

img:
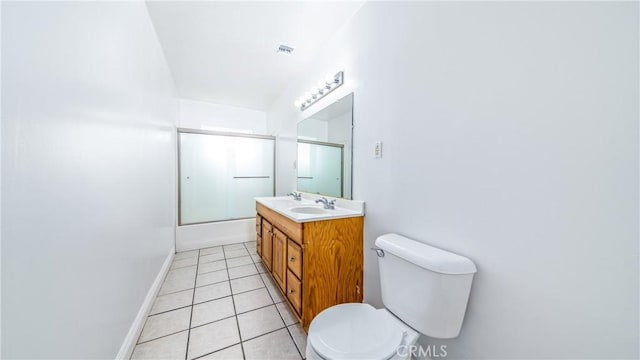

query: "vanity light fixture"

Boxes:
[293, 71, 344, 111]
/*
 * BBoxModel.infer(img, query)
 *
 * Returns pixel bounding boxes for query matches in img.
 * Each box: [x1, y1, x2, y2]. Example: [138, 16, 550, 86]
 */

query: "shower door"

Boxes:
[297, 140, 343, 198]
[178, 129, 275, 225]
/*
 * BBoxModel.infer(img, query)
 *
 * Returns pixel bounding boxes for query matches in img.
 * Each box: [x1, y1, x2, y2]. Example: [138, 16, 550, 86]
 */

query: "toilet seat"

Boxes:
[308, 303, 405, 360]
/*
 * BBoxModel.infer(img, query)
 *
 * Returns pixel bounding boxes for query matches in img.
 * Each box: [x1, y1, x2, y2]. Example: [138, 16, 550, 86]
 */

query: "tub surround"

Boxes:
[254, 194, 364, 223]
[175, 219, 255, 252]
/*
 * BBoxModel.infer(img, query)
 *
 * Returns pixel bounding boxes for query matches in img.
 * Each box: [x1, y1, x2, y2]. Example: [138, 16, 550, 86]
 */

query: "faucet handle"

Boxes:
[288, 191, 302, 200]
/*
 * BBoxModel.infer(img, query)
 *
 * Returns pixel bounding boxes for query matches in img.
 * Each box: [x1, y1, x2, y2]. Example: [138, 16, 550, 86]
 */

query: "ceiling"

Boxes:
[146, 1, 364, 111]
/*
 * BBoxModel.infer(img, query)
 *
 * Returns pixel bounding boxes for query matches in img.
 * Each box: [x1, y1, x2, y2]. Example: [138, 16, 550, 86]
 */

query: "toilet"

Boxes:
[306, 233, 477, 360]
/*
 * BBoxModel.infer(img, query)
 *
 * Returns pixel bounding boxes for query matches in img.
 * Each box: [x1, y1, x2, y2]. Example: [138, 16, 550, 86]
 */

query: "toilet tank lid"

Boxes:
[375, 233, 477, 275]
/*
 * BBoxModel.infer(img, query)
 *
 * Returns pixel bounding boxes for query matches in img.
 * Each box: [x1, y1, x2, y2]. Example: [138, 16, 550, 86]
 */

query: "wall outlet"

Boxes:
[374, 141, 383, 158]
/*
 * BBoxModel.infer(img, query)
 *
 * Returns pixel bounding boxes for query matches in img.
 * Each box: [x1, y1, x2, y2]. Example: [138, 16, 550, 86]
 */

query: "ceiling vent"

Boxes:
[277, 44, 295, 55]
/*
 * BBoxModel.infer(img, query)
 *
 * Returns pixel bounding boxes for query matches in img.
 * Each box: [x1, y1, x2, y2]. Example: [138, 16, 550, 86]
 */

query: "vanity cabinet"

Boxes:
[261, 219, 273, 271]
[255, 215, 262, 257]
[255, 202, 363, 331]
[272, 228, 287, 291]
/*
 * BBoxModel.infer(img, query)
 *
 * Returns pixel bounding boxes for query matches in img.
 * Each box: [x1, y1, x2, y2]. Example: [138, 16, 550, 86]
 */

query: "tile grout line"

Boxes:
[132, 251, 192, 353]
[136, 260, 266, 348]
[200, 258, 254, 269]
[199, 262, 257, 277]
[139, 298, 285, 348]
[136, 329, 189, 346]
[191, 341, 243, 360]
[223, 246, 247, 360]
[147, 285, 278, 329]
[161, 243, 262, 358]
[184, 249, 201, 360]
[153, 275, 266, 309]
[248, 242, 305, 360]
[240, 325, 288, 343]
[285, 324, 305, 359]
[159, 271, 263, 298]
[134, 245, 260, 356]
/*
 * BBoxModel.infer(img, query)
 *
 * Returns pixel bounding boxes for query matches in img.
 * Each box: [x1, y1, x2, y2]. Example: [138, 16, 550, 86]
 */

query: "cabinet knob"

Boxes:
[289, 256, 295, 262]
[288, 289, 294, 294]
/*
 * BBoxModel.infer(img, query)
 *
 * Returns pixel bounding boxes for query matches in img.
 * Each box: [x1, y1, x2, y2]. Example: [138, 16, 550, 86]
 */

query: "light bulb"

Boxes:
[304, 92, 311, 100]
[325, 73, 335, 85]
[311, 87, 319, 96]
[294, 100, 301, 108]
[317, 80, 326, 89]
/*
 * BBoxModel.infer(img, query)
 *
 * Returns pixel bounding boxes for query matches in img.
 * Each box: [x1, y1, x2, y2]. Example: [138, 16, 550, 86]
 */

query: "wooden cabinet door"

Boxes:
[256, 235, 262, 257]
[255, 215, 262, 236]
[272, 228, 287, 291]
[261, 220, 273, 271]
[255, 215, 262, 256]
[286, 270, 302, 315]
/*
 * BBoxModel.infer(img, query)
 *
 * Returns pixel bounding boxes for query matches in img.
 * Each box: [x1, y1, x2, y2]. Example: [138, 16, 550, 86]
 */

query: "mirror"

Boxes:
[297, 93, 353, 199]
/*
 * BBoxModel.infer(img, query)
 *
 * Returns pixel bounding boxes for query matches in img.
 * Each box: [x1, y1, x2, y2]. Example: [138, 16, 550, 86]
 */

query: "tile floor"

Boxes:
[132, 241, 307, 360]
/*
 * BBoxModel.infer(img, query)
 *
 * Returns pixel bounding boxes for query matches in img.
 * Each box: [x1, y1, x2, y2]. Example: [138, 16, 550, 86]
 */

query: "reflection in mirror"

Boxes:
[297, 93, 353, 199]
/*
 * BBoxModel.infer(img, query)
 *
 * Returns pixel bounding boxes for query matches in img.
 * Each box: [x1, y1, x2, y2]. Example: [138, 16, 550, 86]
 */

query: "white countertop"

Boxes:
[255, 195, 365, 223]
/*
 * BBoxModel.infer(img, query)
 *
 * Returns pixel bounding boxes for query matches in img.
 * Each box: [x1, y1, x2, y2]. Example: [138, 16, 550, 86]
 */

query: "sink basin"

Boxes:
[289, 206, 327, 214]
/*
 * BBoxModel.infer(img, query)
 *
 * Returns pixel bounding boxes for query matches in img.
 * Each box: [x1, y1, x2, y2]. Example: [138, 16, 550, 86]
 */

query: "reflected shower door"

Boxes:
[297, 141, 343, 198]
[179, 131, 275, 225]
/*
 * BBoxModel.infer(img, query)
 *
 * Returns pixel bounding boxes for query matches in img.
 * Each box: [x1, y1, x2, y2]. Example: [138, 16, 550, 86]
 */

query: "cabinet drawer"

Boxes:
[287, 240, 302, 279]
[286, 270, 302, 314]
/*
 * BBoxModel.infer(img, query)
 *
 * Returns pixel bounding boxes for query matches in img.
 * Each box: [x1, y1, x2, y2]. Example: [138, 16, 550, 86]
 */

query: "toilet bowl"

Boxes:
[306, 303, 419, 360]
[305, 233, 477, 360]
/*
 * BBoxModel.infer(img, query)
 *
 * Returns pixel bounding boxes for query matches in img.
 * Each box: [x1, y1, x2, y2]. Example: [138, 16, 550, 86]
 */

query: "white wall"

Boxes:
[179, 98, 267, 134]
[2, 2, 178, 358]
[268, 2, 639, 358]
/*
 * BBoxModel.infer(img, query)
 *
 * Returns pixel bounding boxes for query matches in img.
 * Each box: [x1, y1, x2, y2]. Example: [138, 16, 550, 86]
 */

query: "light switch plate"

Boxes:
[374, 141, 383, 158]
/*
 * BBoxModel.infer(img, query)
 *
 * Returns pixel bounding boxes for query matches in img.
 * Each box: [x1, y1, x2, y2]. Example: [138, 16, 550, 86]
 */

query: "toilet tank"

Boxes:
[375, 233, 477, 339]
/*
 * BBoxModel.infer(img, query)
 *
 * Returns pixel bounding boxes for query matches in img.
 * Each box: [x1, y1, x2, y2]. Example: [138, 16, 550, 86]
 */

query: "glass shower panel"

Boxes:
[179, 132, 274, 225]
[229, 137, 275, 219]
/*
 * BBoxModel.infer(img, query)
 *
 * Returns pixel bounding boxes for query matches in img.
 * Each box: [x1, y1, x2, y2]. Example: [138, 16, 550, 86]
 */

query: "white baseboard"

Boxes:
[116, 246, 175, 360]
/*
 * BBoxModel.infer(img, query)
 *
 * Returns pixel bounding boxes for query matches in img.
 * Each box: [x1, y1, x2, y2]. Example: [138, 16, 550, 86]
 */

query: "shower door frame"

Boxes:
[177, 128, 276, 226]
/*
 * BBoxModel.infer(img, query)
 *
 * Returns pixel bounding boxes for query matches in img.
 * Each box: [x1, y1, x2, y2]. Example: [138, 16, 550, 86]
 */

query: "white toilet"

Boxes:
[306, 233, 477, 360]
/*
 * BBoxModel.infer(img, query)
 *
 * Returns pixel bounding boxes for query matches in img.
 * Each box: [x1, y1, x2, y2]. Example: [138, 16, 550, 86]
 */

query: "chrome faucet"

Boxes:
[287, 192, 302, 201]
[315, 197, 336, 210]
